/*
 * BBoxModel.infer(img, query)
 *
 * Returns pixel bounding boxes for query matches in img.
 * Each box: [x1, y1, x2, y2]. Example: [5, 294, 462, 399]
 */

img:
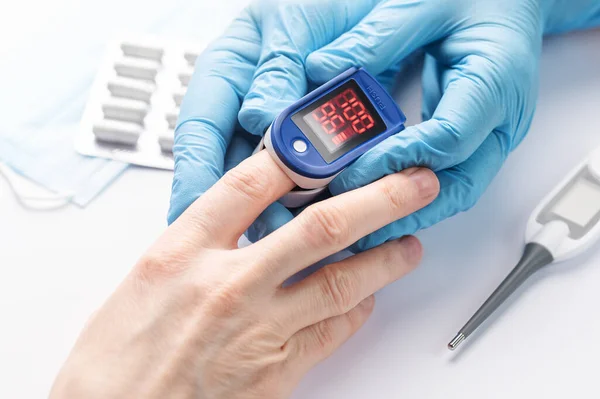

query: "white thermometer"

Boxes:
[449, 146, 600, 350]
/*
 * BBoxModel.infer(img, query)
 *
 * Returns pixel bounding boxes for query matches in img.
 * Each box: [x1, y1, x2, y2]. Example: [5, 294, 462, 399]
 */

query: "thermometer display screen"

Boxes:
[292, 80, 386, 162]
[552, 178, 600, 227]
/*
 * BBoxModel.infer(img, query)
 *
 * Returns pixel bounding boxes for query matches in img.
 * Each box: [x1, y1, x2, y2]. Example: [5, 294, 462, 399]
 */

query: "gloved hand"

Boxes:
[169, 0, 600, 250]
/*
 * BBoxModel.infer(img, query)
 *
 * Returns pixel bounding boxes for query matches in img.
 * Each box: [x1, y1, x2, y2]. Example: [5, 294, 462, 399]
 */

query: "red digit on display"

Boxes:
[330, 115, 345, 131]
[322, 101, 336, 117]
[352, 113, 375, 134]
[352, 118, 365, 134]
[317, 100, 340, 134]
[362, 114, 375, 130]
[352, 101, 366, 117]
[322, 120, 336, 135]
[335, 94, 349, 108]
[343, 105, 357, 121]
[312, 107, 328, 123]
[341, 90, 362, 122]
[343, 89, 357, 105]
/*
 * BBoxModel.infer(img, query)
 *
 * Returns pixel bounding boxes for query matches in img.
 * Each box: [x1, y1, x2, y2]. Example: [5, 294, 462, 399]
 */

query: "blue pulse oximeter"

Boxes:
[257, 67, 406, 208]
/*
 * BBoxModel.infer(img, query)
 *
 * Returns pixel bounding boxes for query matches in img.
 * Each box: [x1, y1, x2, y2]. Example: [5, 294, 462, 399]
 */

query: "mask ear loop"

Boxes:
[0, 163, 74, 211]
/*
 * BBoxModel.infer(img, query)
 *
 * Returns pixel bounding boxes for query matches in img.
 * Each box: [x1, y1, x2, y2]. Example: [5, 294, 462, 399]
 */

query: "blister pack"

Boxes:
[76, 36, 203, 170]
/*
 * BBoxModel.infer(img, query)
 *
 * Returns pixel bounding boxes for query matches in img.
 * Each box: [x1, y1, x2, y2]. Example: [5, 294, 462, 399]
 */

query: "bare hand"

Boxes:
[50, 150, 439, 399]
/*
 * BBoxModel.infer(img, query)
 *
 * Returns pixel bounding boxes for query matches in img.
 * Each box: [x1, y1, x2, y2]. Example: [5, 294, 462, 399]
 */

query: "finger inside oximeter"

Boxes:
[259, 67, 407, 208]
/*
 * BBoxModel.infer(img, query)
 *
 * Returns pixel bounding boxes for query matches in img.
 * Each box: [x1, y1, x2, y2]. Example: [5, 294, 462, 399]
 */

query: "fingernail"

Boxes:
[405, 168, 438, 198]
[398, 236, 423, 264]
[358, 295, 375, 310]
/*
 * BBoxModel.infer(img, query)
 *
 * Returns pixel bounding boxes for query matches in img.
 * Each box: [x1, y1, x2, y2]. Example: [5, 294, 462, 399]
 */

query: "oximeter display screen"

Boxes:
[292, 80, 386, 162]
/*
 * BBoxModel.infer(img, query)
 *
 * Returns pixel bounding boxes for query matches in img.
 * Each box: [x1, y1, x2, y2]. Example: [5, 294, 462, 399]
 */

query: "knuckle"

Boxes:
[201, 254, 259, 318]
[380, 242, 400, 269]
[205, 282, 246, 317]
[320, 266, 356, 314]
[222, 163, 273, 203]
[312, 320, 336, 353]
[302, 205, 350, 247]
[134, 251, 188, 282]
[379, 178, 411, 214]
[176, 278, 210, 310]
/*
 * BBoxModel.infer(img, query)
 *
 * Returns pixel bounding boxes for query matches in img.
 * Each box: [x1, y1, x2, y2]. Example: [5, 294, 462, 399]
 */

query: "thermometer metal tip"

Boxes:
[448, 333, 466, 351]
[447, 243, 554, 351]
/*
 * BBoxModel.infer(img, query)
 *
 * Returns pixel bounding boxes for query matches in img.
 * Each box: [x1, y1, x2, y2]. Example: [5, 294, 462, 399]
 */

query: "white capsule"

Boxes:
[121, 42, 164, 62]
[114, 57, 160, 81]
[93, 119, 142, 146]
[107, 77, 155, 102]
[158, 130, 175, 153]
[102, 98, 149, 124]
[184, 51, 199, 66]
[173, 88, 186, 107]
[178, 68, 193, 86]
[166, 110, 179, 130]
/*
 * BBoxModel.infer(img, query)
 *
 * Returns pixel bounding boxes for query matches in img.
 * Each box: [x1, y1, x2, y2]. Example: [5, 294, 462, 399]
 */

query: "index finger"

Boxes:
[250, 167, 440, 283]
[168, 9, 261, 224]
[171, 150, 295, 249]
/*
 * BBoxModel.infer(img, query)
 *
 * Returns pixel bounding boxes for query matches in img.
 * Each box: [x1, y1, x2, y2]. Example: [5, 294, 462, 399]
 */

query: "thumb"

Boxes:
[306, 1, 452, 83]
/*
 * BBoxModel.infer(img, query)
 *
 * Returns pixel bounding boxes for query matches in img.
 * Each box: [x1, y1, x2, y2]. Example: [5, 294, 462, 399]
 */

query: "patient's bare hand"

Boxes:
[50, 151, 439, 399]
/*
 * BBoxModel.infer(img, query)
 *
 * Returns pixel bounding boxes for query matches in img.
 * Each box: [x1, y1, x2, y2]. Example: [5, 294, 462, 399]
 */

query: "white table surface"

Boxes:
[1, 3, 600, 397]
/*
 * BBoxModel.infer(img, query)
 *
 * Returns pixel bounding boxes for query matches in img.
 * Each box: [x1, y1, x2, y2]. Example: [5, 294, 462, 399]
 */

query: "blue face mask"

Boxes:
[0, 125, 128, 208]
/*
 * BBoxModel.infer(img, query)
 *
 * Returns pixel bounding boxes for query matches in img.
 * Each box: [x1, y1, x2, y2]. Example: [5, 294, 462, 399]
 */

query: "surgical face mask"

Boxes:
[0, 125, 128, 209]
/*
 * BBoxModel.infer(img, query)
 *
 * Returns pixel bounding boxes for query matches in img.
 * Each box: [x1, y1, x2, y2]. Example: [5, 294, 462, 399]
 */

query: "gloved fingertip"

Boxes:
[238, 103, 271, 137]
[305, 51, 353, 84]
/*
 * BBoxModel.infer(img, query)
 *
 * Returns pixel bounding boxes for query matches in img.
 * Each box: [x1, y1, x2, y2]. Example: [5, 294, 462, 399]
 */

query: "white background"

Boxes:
[1, 1, 600, 398]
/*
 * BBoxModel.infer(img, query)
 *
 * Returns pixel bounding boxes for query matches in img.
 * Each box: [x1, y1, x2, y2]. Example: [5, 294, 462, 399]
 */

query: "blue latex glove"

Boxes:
[170, 0, 600, 250]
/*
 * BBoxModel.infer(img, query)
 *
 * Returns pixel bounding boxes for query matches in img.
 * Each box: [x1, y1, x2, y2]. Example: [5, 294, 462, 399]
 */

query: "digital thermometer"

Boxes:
[449, 147, 600, 350]
[255, 67, 406, 208]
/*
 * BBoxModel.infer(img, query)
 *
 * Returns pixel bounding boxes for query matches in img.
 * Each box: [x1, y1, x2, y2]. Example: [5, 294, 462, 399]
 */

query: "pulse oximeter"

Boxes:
[256, 67, 407, 208]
